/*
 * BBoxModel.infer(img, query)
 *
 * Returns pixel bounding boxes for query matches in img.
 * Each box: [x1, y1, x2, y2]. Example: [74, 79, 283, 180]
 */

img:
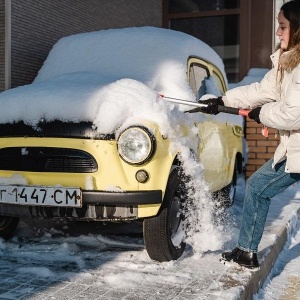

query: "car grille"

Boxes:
[0, 147, 98, 173]
[0, 120, 115, 140]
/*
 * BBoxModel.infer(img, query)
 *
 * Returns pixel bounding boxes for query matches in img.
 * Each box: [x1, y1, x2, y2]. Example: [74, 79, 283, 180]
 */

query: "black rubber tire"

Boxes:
[0, 216, 19, 239]
[143, 167, 187, 262]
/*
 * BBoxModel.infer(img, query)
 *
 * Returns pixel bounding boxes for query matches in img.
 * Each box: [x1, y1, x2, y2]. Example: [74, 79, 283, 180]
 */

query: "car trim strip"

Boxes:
[82, 190, 162, 205]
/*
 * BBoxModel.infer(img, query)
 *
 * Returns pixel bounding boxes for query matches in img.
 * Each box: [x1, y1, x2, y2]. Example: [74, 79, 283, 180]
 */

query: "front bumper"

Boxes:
[0, 190, 163, 221]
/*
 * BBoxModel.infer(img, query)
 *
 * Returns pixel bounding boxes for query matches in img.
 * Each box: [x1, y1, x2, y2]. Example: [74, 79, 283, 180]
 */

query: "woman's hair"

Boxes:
[278, 0, 300, 77]
[281, 0, 300, 50]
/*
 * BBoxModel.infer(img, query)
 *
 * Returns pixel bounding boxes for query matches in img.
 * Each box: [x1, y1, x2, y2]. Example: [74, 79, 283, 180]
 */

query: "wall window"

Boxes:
[164, 0, 245, 83]
[169, 0, 239, 13]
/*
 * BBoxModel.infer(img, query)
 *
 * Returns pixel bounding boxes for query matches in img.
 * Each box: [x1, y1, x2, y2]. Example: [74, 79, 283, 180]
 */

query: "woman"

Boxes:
[200, 0, 300, 268]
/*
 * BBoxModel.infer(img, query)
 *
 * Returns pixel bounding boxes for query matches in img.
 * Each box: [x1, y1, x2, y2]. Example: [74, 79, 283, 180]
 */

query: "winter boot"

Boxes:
[221, 247, 259, 268]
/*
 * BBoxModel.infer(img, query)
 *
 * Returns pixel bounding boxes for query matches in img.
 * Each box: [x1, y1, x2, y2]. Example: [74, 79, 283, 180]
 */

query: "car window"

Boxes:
[203, 76, 221, 97]
[189, 63, 209, 98]
[188, 58, 227, 99]
[211, 70, 226, 95]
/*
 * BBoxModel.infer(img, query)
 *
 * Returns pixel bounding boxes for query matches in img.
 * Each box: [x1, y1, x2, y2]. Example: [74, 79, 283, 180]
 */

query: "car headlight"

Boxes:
[117, 126, 155, 165]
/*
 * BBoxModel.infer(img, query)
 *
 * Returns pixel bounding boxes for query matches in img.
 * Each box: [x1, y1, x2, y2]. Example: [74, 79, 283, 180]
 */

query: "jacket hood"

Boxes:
[279, 44, 300, 72]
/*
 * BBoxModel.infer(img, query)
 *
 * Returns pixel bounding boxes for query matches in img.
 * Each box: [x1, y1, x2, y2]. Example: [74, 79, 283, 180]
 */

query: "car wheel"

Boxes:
[215, 160, 238, 207]
[0, 216, 19, 239]
[143, 167, 187, 262]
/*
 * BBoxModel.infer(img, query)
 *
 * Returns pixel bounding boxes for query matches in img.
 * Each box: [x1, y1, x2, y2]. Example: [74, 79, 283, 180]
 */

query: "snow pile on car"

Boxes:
[0, 27, 226, 133]
[34, 26, 226, 90]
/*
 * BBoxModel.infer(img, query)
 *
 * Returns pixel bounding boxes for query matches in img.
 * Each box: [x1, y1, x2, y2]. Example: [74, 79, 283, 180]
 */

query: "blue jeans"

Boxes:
[237, 158, 300, 253]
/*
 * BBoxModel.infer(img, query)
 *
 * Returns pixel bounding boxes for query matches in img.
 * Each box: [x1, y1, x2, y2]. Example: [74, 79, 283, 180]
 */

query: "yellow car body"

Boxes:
[0, 123, 174, 220]
[197, 120, 244, 192]
[0, 27, 244, 262]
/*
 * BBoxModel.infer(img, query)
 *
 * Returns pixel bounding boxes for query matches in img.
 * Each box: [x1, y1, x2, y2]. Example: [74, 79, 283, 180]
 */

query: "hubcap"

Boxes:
[228, 184, 236, 201]
[170, 184, 185, 247]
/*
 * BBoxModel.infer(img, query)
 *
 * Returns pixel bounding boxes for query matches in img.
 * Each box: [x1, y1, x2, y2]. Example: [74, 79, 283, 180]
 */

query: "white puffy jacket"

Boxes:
[223, 49, 300, 173]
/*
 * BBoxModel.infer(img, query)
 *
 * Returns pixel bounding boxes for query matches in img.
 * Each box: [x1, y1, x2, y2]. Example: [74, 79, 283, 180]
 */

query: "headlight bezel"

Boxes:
[117, 126, 156, 165]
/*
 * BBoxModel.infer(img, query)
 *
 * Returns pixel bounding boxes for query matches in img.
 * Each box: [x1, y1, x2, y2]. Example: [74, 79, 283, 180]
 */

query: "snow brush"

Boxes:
[159, 94, 250, 116]
[159, 94, 269, 137]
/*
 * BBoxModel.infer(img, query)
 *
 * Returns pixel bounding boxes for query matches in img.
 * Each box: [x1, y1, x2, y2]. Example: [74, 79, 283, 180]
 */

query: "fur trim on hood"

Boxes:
[280, 45, 300, 72]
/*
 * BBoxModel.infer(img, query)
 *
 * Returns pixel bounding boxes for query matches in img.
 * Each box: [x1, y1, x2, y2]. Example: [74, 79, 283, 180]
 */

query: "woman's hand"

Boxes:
[198, 97, 224, 115]
[248, 107, 262, 124]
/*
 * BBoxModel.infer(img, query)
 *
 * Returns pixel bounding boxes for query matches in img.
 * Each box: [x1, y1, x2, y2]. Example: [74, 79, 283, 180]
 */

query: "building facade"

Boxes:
[0, 0, 286, 176]
[1, 0, 162, 90]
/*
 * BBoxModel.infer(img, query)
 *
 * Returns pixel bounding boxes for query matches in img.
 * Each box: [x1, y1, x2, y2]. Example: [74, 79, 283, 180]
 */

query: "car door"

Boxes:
[187, 57, 243, 193]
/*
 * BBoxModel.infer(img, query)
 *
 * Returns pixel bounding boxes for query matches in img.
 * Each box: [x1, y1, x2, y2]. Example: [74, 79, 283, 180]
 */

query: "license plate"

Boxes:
[0, 185, 82, 208]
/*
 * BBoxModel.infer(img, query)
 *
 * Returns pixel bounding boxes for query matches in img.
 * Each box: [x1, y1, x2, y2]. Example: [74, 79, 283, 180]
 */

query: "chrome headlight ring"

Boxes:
[117, 126, 156, 165]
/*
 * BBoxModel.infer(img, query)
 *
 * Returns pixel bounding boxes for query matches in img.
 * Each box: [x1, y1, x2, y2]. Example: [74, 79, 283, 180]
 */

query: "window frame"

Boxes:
[187, 56, 227, 97]
[163, 0, 251, 81]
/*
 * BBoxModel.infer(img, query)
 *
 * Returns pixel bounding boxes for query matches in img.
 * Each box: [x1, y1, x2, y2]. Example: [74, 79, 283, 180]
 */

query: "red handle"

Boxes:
[238, 109, 250, 116]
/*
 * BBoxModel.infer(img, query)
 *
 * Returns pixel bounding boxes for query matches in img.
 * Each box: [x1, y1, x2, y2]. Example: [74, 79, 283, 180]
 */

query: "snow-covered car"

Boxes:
[0, 27, 244, 262]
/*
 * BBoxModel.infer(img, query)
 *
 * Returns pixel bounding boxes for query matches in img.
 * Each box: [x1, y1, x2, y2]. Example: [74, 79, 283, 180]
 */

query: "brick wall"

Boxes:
[245, 119, 280, 178]
[10, 0, 162, 88]
[0, 0, 4, 92]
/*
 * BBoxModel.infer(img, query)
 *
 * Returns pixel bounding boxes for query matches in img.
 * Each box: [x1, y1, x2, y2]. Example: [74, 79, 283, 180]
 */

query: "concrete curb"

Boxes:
[238, 207, 300, 299]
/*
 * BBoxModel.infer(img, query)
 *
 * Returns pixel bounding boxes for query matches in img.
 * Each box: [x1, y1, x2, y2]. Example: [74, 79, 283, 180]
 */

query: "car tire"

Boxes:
[215, 159, 238, 207]
[143, 166, 187, 262]
[0, 216, 19, 239]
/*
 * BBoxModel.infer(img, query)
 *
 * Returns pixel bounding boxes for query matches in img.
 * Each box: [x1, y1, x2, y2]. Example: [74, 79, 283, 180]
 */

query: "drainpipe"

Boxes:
[272, 1, 282, 53]
[5, 0, 11, 90]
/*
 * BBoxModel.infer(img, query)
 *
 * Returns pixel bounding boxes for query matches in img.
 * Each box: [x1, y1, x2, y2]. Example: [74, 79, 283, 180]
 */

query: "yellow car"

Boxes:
[0, 27, 244, 262]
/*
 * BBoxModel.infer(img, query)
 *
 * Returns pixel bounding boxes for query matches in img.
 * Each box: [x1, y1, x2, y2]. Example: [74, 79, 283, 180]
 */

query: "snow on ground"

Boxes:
[1, 175, 300, 299]
[254, 188, 300, 300]
[0, 175, 246, 299]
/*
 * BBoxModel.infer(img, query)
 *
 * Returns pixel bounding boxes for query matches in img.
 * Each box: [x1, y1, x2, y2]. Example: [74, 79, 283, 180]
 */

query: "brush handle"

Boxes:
[217, 106, 249, 116]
